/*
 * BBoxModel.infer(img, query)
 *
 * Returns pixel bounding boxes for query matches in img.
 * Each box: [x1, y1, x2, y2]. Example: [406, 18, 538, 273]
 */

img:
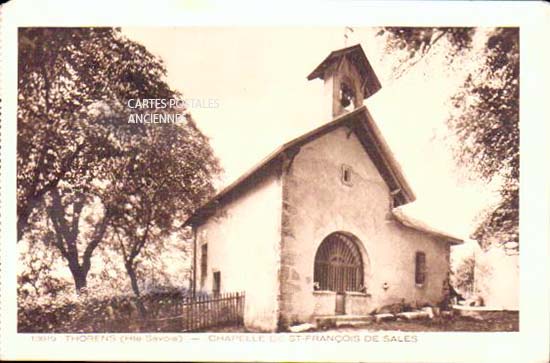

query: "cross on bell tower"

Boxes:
[307, 44, 382, 120]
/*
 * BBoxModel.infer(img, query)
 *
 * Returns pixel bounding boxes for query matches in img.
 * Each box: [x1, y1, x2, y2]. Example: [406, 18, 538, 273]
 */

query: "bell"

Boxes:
[341, 95, 351, 107]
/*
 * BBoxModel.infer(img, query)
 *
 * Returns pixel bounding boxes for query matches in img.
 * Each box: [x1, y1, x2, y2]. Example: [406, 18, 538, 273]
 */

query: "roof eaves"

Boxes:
[307, 45, 362, 81]
[392, 207, 463, 245]
[183, 107, 366, 227]
[307, 44, 382, 98]
[361, 107, 416, 202]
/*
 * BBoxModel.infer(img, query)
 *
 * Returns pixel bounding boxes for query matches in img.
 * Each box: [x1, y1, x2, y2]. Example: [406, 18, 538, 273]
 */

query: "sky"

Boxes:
[122, 27, 499, 239]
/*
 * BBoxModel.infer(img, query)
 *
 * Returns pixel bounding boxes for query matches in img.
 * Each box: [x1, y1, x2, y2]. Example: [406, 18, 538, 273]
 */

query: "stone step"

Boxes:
[314, 315, 374, 329]
[335, 319, 373, 328]
[374, 313, 396, 322]
[289, 323, 316, 332]
[395, 311, 430, 320]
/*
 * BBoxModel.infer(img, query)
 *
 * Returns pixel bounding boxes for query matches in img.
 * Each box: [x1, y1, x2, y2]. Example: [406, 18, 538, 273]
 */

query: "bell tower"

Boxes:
[307, 44, 382, 120]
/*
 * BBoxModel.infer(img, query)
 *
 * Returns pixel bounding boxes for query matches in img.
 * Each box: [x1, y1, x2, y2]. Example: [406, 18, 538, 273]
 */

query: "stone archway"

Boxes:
[314, 232, 364, 293]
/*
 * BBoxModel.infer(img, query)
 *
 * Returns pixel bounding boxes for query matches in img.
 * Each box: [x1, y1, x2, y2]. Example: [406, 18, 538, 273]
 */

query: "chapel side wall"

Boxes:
[195, 168, 282, 332]
[280, 126, 451, 324]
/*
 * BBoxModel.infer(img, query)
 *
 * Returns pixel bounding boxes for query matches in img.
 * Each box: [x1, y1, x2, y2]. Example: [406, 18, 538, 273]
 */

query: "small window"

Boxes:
[341, 164, 352, 186]
[415, 252, 426, 285]
[201, 243, 208, 281]
[213, 271, 221, 295]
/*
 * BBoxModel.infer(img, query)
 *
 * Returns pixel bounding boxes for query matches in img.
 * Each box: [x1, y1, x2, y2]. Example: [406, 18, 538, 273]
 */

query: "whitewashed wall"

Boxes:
[195, 168, 283, 331]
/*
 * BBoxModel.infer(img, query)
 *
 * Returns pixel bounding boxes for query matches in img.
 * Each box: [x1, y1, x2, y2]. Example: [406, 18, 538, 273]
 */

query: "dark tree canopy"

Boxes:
[17, 27, 174, 241]
[18, 27, 221, 293]
[451, 29, 519, 248]
[380, 27, 519, 249]
[380, 27, 476, 77]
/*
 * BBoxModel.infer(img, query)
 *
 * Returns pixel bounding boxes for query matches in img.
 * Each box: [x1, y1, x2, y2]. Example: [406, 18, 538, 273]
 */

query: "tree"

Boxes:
[379, 27, 519, 249]
[109, 115, 220, 316]
[17, 233, 70, 301]
[451, 29, 519, 249]
[18, 28, 220, 294]
[17, 27, 172, 241]
[451, 254, 475, 295]
[379, 27, 475, 78]
[44, 187, 111, 291]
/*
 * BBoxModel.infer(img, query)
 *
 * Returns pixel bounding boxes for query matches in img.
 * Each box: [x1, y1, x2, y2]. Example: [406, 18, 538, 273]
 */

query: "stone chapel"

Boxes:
[184, 44, 462, 332]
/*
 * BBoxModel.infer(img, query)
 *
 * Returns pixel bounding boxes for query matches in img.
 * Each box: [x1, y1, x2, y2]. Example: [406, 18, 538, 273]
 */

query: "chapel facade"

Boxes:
[184, 44, 462, 332]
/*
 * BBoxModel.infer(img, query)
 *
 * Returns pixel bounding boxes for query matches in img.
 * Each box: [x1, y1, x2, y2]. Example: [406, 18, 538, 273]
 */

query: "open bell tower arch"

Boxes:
[307, 44, 382, 120]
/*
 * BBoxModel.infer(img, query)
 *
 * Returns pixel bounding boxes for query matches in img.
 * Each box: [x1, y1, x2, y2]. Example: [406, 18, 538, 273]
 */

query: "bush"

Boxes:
[18, 287, 191, 333]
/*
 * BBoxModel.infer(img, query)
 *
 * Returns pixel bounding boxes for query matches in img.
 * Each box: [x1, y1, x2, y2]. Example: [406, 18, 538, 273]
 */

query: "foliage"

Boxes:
[450, 254, 475, 294]
[107, 117, 219, 312]
[451, 29, 519, 248]
[380, 27, 519, 249]
[17, 285, 240, 333]
[17, 27, 221, 297]
[18, 287, 191, 333]
[379, 27, 475, 78]
[17, 238, 72, 300]
[17, 27, 173, 290]
[17, 27, 173, 240]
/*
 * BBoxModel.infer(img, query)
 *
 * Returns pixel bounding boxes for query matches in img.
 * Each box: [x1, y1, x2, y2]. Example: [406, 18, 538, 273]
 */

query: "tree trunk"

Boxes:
[73, 270, 88, 293]
[125, 262, 147, 318]
[67, 262, 88, 293]
[47, 189, 109, 294]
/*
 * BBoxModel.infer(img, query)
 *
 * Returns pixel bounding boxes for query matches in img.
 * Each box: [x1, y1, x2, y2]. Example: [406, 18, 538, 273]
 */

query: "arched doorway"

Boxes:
[314, 232, 365, 315]
[314, 232, 364, 293]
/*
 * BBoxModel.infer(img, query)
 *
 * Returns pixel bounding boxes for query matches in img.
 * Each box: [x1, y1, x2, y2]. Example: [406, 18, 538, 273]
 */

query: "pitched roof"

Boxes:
[392, 206, 463, 245]
[184, 106, 415, 227]
[307, 44, 382, 99]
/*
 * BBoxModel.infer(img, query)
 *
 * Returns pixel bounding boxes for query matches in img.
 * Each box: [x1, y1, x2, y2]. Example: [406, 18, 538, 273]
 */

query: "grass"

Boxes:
[207, 311, 519, 333]
[333, 311, 519, 332]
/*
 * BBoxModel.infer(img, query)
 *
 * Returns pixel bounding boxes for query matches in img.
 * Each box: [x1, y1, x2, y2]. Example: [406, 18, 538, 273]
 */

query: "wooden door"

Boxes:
[335, 292, 346, 315]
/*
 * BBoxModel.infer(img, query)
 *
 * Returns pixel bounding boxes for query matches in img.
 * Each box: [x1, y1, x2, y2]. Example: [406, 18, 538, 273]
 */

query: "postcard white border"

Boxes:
[1, 1, 549, 362]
